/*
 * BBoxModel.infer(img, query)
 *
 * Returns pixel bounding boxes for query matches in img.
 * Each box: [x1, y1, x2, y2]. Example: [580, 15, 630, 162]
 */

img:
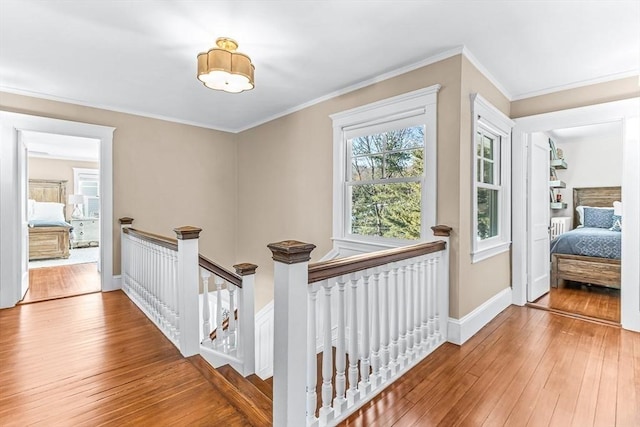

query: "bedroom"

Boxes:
[21, 131, 101, 303]
[526, 121, 623, 323]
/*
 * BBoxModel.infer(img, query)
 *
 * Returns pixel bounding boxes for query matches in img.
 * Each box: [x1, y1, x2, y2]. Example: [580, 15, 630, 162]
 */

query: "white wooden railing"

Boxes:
[119, 218, 257, 376]
[268, 225, 452, 427]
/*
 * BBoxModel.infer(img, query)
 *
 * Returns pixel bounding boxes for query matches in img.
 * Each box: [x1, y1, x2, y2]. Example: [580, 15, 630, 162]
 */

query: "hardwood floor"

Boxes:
[22, 263, 101, 304]
[341, 306, 640, 426]
[0, 291, 252, 426]
[530, 283, 620, 323]
[2, 291, 638, 426]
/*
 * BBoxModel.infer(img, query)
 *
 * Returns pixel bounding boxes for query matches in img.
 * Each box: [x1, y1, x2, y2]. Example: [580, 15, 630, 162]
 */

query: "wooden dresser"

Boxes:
[70, 218, 99, 248]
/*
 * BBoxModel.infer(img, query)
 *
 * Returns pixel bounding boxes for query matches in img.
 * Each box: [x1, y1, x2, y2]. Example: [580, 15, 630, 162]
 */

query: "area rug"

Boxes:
[29, 247, 99, 269]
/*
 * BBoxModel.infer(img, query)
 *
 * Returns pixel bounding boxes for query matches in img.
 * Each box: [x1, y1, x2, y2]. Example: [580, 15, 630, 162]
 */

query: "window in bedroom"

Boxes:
[73, 168, 100, 218]
[471, 93, 514, 263]
[331, 85, 439, 250]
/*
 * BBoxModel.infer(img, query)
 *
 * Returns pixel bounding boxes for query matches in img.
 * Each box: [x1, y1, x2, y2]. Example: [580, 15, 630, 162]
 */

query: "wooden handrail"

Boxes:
[308, 240, 446, 283]
[123, 227, 178, 251]
[199, 255, 242, 288]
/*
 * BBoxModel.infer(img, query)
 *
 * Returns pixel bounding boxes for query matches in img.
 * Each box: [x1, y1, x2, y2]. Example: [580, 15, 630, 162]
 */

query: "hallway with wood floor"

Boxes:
[1, 291, 638, 426]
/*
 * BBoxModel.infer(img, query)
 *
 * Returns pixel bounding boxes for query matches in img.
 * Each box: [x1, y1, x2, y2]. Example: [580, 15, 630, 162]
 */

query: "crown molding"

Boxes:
[0, 86, 236, 133]
[510, 70, 640, 101]
[461, 46, 513, 100]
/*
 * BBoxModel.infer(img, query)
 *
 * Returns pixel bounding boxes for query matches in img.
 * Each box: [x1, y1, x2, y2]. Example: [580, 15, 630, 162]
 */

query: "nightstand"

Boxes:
[70, 218, 99, 248]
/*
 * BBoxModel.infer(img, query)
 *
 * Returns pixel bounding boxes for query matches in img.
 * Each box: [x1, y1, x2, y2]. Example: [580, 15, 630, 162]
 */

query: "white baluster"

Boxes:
[433, 257, 441, 339]
[215, 275, 224, 349]
[201, 269, 212, 344]
[228, 285, 236, 349]
[413, 261, 421, 354]
[379, 270, 391, 381]
[370, 270, 381, 388]
[333, 277, 348, 415]
[389, 265, 399, 374]
[427, 258, 435, 345]
[346, 274, 360, 406]
[307, 284, 319, 426]
[406, 263, 415, 361]
[319, 280, 335, 424]
[397, 264, 407, 367]
[359, 273, 371, 396]
[420, 258, 429, 348]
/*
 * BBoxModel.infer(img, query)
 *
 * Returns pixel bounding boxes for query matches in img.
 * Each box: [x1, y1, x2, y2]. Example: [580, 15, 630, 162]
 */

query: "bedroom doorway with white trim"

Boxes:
[21, 132, 102, 303]
[511, 97, 640, 332]
[0, 112, 114, 309]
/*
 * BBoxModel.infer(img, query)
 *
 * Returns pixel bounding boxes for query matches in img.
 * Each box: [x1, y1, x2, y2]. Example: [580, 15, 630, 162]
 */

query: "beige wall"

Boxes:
[456, 56, 512, 317]
[237, 55, 464, 312]
[1, 92, 239, 275]
[28, 157, 99, 219]
[511, 76, 640, 118]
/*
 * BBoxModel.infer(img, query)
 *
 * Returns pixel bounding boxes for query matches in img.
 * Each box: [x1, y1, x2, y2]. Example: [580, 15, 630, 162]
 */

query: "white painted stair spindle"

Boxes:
[370, 270, 381, 387]
[347, 274, 359, 405]
[307, 284, 319, 426]
[319, 280, 335, 424]
[201, 268, 212, 343]
[333, 277, 348, 415]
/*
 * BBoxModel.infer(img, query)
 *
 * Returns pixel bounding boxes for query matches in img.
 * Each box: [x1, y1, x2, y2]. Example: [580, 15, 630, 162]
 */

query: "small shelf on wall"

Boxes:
[550, 202, 567, 210]
[550, 159, 567, 169]
[549, 180, 566, 188]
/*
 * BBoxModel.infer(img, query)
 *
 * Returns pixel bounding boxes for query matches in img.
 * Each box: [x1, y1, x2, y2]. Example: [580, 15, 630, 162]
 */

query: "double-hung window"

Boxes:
[471, 94, 514, 262]
[73, 168, 100, 218]
[331, 85, 439, 251]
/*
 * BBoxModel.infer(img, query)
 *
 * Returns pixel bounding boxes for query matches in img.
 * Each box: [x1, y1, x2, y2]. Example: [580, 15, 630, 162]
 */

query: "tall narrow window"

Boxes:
[73, 168, 100, 218]
[331, 85, 439, 252]
[471, 94, 514, 263]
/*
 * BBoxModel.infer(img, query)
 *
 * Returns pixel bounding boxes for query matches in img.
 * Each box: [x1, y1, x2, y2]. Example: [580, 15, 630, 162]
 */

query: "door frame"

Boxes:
[511, 97, 640, 332]
[0, 112, 115, 308]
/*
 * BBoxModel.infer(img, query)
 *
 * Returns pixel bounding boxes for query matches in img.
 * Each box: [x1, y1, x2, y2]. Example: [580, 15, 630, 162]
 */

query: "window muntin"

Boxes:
[347, 125, 425, 241]
[476, 128, 501, 241]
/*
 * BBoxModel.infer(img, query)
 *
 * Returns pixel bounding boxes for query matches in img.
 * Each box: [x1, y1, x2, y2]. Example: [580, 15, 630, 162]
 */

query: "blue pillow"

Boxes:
[609, 214, 622, 232]
[583, 207, 614, 228]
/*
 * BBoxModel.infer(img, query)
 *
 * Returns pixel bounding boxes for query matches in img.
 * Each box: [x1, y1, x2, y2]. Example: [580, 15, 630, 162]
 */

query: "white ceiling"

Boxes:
[549, 121, 622, 143]
[23, 131, 99, 162]
[1, 1, 638, 133]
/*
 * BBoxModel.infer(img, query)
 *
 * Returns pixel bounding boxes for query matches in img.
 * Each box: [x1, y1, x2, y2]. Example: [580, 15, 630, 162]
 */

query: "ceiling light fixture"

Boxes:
[197, 37, 254, 93]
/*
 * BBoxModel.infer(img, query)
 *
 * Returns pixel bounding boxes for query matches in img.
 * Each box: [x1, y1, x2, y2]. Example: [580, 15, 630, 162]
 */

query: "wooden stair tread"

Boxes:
[187, 356, 272, 427]
[247, 374, 273, 400]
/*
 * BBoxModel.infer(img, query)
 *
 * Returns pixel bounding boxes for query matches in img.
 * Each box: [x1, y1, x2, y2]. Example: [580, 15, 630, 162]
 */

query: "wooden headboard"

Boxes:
[28, 179, 67, 204]
[572, 186, 621, 229]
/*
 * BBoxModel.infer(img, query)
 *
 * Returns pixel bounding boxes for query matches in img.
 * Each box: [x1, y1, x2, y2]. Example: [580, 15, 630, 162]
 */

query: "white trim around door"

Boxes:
[0, 112, 115, 308]
[511, 97, 640, 332]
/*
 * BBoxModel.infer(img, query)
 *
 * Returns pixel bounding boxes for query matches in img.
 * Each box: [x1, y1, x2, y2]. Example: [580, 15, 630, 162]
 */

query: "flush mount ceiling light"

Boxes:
[197, 37, 254, 93]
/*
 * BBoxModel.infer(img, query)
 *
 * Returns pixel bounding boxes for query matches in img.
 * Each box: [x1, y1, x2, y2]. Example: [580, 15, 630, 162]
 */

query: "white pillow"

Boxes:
[27, 199, 36, 219]
[613, 201, 622, 216]
[32, 202, 65, 222]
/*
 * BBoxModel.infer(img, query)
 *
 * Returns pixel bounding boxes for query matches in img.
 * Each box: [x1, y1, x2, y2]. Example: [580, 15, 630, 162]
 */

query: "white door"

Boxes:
[17, 134, 29, 298]
[527, 132, 551, 301]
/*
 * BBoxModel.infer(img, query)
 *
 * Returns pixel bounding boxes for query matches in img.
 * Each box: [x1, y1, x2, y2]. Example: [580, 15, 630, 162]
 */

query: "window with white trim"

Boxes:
[331, 85, 439, 251]
[73, 168, 100, 218]
[471, 94, 514, 263]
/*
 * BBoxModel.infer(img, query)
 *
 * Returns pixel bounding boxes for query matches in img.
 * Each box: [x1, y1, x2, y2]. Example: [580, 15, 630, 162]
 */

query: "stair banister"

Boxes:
[269, 225, 452, 427]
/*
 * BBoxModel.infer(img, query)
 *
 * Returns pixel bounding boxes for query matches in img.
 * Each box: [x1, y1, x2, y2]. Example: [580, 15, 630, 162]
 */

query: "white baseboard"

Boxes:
[447, 287, 512, 345]
[105, 274, 121, 292]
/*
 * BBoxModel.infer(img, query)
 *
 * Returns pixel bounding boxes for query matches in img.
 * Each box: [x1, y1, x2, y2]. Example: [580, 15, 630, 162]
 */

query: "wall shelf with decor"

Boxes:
[549, 138, 567, 210]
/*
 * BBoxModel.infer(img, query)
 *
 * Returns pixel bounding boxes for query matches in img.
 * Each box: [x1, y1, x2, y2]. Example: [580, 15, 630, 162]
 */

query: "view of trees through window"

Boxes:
[349, 126, 424, 240]
[476, 131, 499, 240]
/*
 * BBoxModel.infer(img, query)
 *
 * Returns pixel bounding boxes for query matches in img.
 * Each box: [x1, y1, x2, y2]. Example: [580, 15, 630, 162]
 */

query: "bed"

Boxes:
[550, 186, 621, 289]
[28, 179, 72, 260]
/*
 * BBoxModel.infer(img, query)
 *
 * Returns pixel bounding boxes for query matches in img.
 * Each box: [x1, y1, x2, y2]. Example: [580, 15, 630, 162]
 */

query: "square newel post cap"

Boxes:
[431, 225, 452, 237]
[173, 226, 202, 240]
[233, 263, 258, 276]
[267, 240, 316, 264]
[119, 217, 134, 225]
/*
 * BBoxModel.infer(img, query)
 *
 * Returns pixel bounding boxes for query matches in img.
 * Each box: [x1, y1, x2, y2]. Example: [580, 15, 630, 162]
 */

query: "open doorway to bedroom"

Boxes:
[529, 121, 622, 323]
[20, 131, 101, 304]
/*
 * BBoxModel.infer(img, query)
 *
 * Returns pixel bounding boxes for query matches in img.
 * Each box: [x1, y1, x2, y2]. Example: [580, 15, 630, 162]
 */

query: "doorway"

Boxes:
[20, 131, 102, 303]
[0, 112, 115, 309]
[511, 97, 640, 332]
[527, 122, 622, 323]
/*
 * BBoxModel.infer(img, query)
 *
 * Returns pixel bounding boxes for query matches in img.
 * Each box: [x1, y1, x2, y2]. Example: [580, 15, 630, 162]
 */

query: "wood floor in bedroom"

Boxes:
[529, 283, 620, 323]
[21, 262, 101, 304]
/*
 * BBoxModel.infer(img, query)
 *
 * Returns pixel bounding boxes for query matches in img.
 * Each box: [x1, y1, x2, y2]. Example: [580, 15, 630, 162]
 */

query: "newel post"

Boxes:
[268, 240, 316, 427]
[174, 226, 202, 357]
[118, 217, 134, 291]
[234, 262, 258, 376]
[431, 225, 452, 341]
